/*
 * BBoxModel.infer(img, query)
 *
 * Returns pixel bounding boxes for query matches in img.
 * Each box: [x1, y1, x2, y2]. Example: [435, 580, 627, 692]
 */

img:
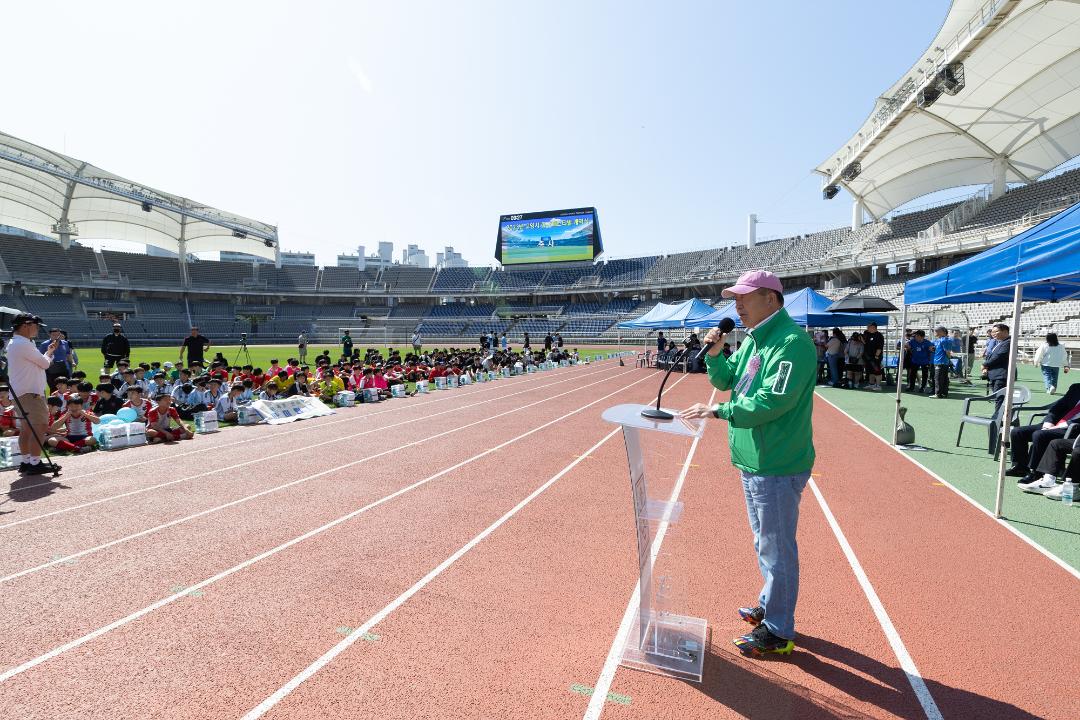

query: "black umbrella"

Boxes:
[825, 296, 899, 313]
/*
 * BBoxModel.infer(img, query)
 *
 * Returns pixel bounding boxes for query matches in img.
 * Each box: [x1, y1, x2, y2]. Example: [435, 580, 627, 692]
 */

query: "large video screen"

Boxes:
[496, 207, 602, 265]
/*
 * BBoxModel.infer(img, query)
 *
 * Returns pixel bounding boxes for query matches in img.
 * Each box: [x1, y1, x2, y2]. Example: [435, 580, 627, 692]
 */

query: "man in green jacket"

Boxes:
[681, 269, 816, 657]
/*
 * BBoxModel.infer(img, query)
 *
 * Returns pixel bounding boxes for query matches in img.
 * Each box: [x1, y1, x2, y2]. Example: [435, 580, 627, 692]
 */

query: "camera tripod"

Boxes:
[233, 336, 253, 366]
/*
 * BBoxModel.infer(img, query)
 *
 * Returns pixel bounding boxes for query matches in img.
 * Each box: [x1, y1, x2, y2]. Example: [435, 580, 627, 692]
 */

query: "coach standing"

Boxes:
[180, 326, 211, 369]
[680, 270, 816, 657]
[101, 322, 130, 370]
[7, 313, 61, 475]
[41, 326, 75, 390]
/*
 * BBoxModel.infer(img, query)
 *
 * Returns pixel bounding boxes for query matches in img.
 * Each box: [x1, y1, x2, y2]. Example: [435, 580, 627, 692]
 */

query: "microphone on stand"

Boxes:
[641, 318, 735, 421]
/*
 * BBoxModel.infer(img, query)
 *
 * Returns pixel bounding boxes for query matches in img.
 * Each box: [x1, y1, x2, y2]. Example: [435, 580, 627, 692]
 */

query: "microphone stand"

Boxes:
[640, 349, 686, 420]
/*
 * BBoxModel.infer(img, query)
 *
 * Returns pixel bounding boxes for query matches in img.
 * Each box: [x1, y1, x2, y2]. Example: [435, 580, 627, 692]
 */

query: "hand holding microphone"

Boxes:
[697, 317, 736, 359]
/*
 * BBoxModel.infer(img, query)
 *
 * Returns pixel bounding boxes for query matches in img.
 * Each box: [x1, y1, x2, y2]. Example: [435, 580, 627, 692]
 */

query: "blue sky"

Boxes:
[3, 1, 953, 266]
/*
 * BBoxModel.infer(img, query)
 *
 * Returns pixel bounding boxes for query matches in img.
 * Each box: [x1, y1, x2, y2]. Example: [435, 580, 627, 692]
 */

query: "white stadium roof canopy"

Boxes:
[816, 0, 1080, 220]
[0, 131, 278, 260]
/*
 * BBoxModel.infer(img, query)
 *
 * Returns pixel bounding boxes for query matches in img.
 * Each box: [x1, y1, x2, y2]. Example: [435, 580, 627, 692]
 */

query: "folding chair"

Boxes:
[956, 385, 1031, 460]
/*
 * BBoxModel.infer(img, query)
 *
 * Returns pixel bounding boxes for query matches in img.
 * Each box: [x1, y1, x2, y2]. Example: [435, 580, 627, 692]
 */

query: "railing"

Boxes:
[823, 0, 1009, 186]
[919, 185, 992, 240]
[1023, 192, 1080, 224]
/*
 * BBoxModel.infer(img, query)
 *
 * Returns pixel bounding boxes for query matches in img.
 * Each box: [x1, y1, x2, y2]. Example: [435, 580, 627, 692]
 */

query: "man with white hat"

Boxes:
[680, 270, 816, 657]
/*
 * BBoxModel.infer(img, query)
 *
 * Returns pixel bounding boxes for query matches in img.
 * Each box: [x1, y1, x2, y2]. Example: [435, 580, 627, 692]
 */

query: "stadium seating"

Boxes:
[0, 235, 98, 283]
[431, 266, 492, 292]
[101, 250, 184, 286]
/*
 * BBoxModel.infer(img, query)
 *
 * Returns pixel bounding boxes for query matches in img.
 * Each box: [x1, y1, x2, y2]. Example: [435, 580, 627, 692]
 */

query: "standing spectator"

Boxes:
[180, 326, 211, 368]
[341, 330, 354, 359]
[906, 330, 934, 393]
[824, 328, 846, 387]
[656, 331, 666, 354]
[931, 326, 954, 399]
[1033, 332, 1069, 394]
[844, 332, 865, 388]
[556, 332, 564, 348]
[6, 313, 61, 474]
[411, 329, 422, 355]
[101, 322, 130, 371]
[862, 322, 884, 391]
[522, 331, 531, 350]
[544, 332, 553, 351]
[981, 323, 1012, 404]
[297, 332, 309, 364]
[41, 327, 75, 391]
[501, 332, 508, 352]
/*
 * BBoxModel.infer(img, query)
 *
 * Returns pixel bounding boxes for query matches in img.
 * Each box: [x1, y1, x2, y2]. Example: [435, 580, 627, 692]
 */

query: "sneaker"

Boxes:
[24, 462, 61, 475]
[1020, 475, 1057, 493]
[733, 623, 794, 657]
[1041, 484, 1065, 500]
[1005, 465, 1030, 478]
[18, 461, 33, 474]
[738, 605, 764, 627]
[1049, 386, 1056, 395]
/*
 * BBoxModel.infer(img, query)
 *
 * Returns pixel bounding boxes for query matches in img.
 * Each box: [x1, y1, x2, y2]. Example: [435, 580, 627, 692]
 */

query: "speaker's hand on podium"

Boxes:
[679, 403, 714, 420]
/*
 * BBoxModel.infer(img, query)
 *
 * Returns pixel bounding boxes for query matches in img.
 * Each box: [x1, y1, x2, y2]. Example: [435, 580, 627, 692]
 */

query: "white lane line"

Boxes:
[814, 393, 1080, 582]
[583, 388, 714, 720]
[808, 478, 943, 720]
[0, 363, 616, 531]
[241, 429, 623, 719]
[0, 368, 667, 684]
[0, 367, 632, 584]
[2, 359, 609, 497]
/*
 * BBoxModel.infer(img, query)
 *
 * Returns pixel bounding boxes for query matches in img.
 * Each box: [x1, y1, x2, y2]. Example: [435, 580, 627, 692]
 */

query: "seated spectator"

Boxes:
[117, 368, 137, 395]
[0, 385, 20, 437]
[203, 378, 225, 408]
[51, 395, 99, 453]
[76, 381, 99, 408]
[250, 367, 266, 388]
[44, 395, 65, 444]
[94, 383, 124, 417]
[1020, 434, 1080, 499]
[111, 360, 130, 389]
[171, 381, 206, 420]
[146, 372, 171, 398]
[133, 364, 150, 392]
[146, 394, 194, 443]
[51, 377, 71, 408]
[239, 379, 255, 404]
[259, 380, 281, 401]
[215, 383, 243, 423]
[1007, 383, 1080, 484]
[164, 361, 180, 383]
[123, 386, 151, 422]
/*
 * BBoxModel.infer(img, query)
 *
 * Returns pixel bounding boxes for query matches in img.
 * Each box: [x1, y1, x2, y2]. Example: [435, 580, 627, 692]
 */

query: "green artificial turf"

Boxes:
[815, 364, 1080, 572]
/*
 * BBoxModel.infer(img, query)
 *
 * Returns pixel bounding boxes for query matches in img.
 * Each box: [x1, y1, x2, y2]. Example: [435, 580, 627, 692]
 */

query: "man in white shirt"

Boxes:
[5, 313, 61, 475]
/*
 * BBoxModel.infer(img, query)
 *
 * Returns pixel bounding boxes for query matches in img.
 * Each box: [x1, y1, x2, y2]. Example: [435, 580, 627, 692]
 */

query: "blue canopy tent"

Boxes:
[702, 288, 889, 328]
[898, 199, 1080, 517]
[616, 299, 720, 329]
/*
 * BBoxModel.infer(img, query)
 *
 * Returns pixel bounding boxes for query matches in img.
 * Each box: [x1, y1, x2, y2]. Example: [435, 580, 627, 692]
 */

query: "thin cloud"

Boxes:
[347, 57, 374, 94]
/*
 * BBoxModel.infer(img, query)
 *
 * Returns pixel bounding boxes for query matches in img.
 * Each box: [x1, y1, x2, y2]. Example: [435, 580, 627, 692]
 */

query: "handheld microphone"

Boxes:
[696, 317, 736, 360]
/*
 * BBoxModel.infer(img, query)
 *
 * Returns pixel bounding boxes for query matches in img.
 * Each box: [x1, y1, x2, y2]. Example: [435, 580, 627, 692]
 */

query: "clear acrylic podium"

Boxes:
[602, 403, 708, 683]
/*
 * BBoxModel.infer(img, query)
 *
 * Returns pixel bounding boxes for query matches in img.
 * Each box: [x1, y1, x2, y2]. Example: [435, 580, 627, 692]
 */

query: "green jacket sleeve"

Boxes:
[715, 335, 815, 428]
[704, 352, 738, 391]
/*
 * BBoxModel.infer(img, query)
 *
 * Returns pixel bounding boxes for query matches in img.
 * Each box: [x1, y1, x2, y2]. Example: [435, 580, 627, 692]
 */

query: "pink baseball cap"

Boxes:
[722, 269, 784, 298]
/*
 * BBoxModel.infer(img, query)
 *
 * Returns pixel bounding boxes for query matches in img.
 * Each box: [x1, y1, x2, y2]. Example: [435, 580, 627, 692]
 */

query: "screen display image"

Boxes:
[496, 207, 601, 265]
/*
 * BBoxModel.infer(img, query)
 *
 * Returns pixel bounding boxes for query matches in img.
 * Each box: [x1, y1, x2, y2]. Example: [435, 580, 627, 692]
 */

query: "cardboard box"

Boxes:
[194, 410, 219, 434]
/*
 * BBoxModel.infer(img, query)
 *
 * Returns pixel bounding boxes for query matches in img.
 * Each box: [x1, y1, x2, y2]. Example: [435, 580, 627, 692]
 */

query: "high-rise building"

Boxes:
[402, 243, 429, 268]
[436, 245, 467, 269]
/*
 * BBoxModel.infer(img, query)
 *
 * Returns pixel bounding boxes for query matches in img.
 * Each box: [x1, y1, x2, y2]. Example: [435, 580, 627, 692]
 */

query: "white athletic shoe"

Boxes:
[1042, 484, 1065, 500]
[1021, 475, 1058, 493]
[1049, 386, 1056, 395]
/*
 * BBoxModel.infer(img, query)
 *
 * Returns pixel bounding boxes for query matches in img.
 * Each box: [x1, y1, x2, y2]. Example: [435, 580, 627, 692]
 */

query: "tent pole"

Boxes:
[892, 299, 908, 445]
[994, 283, 1024, 519]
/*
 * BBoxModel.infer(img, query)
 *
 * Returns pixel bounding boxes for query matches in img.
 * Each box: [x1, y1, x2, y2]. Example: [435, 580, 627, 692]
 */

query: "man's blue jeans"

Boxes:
[741, 471, 811, 640]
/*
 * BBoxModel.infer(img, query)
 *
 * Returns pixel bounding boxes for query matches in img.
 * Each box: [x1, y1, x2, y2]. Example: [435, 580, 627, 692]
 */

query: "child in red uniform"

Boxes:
[123, 386, 152, 422]
[50, 395, 99, 453]
[146, 394, 193, 443]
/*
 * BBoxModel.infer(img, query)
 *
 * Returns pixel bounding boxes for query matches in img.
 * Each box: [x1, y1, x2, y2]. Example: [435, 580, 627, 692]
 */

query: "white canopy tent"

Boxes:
[0, 131, 279, 263]
[816, 0, 1080, 220]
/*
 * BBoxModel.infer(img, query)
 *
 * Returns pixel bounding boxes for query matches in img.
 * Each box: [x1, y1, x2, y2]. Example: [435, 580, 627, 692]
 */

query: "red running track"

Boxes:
[0, 366, 1075, 719]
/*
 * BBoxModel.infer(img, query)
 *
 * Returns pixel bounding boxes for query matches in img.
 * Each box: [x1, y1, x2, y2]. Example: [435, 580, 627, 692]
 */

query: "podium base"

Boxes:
[622, 610, 708, 683]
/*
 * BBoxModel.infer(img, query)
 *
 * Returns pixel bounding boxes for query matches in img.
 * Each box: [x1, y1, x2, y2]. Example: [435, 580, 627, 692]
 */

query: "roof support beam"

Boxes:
[837, 180, 880, 222]
[913, 107, 1034, 183]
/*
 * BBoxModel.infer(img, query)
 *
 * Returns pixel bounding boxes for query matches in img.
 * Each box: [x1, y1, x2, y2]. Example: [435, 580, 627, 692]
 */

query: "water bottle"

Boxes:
[1062, 480, 1075, 507]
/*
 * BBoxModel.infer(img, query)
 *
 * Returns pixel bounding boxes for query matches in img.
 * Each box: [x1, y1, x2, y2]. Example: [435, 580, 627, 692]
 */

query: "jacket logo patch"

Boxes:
[772, 361, 792, 395]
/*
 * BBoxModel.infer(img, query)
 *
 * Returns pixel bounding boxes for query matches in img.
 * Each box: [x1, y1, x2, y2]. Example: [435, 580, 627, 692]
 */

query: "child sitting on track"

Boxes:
[50, 395, 99, 453]
[122, 386, 152, 422]
[94, 383, 124, 417]
[146, 393, 194, 443]
[0, 384, 20, 437]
